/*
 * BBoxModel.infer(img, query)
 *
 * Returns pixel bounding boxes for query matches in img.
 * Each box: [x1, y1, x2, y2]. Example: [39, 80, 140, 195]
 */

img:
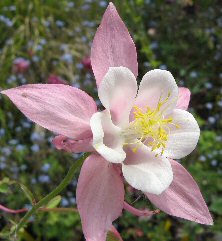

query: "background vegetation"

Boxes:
[0, 0, 222, 240]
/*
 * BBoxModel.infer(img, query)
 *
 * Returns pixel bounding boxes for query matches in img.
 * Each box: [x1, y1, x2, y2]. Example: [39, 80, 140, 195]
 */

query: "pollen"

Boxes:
[124, 93, 180, 156]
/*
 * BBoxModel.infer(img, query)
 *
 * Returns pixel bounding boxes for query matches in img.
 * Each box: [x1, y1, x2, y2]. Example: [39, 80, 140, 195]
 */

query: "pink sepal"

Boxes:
[146, 160, 213, 225]
[1, 84, 97, 139]
[91, 2, 138, 87]
[77, 154, 124, 241]
[176, 87, 191, 110]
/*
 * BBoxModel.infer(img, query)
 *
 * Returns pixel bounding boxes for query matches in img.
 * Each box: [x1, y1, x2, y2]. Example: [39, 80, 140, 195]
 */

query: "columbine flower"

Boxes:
[2, 3, 212, 241]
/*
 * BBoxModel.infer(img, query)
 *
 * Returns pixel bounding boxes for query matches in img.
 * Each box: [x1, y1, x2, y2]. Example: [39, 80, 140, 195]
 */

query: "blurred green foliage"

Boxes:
[0, 0, 222, 240]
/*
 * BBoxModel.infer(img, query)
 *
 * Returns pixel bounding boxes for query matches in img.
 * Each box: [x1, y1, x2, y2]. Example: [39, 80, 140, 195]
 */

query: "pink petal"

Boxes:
[76, 154, 124, 241]
[176, 87, 191, 110]
[2, 84, 97, 139]
[52, 135, 94, 153]
[91, 2, 138, 87]
[146, 160, 213, 225]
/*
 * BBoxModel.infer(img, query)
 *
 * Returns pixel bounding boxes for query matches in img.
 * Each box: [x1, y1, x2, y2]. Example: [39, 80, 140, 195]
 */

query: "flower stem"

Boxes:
[0, 204, 27, 214]
[0, 204, 78, 214]
[14, 153, 89, 235]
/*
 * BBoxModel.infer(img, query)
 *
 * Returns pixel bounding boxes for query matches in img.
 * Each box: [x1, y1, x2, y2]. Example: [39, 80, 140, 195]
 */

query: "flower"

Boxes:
[13, 57, 30, 74]
[1, 3, 212, 241]
[47, 74, 68, 85]
[82, 56, 92, 70]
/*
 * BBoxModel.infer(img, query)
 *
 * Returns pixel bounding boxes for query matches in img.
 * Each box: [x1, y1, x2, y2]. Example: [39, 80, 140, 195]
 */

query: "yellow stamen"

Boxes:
[123, 93, 180, 156]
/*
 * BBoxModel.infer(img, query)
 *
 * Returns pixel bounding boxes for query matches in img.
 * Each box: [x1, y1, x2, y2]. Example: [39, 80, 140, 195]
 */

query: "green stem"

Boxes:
[14, 153, 89, 234]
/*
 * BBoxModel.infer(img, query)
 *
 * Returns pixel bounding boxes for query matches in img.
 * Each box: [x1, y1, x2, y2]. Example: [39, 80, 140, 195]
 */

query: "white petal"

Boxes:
[98, 67, 137, 127]
[164, 109, 200, 159]
[122, 144, 173, 195]
[90, 111, 126, 163]
[135, 69, 178, 115]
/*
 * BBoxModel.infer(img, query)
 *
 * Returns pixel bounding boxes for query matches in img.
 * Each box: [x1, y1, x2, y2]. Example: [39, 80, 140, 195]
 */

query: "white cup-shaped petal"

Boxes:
[90, 110, 126, 163]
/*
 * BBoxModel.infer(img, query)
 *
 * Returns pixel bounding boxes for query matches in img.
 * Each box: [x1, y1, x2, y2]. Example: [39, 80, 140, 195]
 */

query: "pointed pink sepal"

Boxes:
[176, 87, 191, 110]
[146, 160, 213, 225]
[91, 2, 138, 87]
[1, 84, 97, 139]
[76, 154, 124, 241]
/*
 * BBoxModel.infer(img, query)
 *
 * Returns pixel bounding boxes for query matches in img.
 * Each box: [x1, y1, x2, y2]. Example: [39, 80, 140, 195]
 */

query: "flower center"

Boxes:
[123, 94, 179, 155]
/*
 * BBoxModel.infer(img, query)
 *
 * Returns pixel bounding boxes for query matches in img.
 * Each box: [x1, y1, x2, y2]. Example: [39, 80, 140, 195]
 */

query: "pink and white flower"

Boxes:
[1, 3, 212, 241]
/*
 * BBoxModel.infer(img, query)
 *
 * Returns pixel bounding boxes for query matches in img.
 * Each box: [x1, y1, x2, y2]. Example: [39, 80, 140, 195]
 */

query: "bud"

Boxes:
[13, 58, 30, 74]
[47, 75, 68, 85]
[82, 57, 92, 70]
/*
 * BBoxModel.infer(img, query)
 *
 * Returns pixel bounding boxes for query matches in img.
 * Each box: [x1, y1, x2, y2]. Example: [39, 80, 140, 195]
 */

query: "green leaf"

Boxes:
[46, 195, 61, 208]
[210, 198, 222, 215]
[0, 182, 9, 193]
[19, 183, 35, 204]
[0, 177, 10, 193]
[0, 177, 35, 203]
